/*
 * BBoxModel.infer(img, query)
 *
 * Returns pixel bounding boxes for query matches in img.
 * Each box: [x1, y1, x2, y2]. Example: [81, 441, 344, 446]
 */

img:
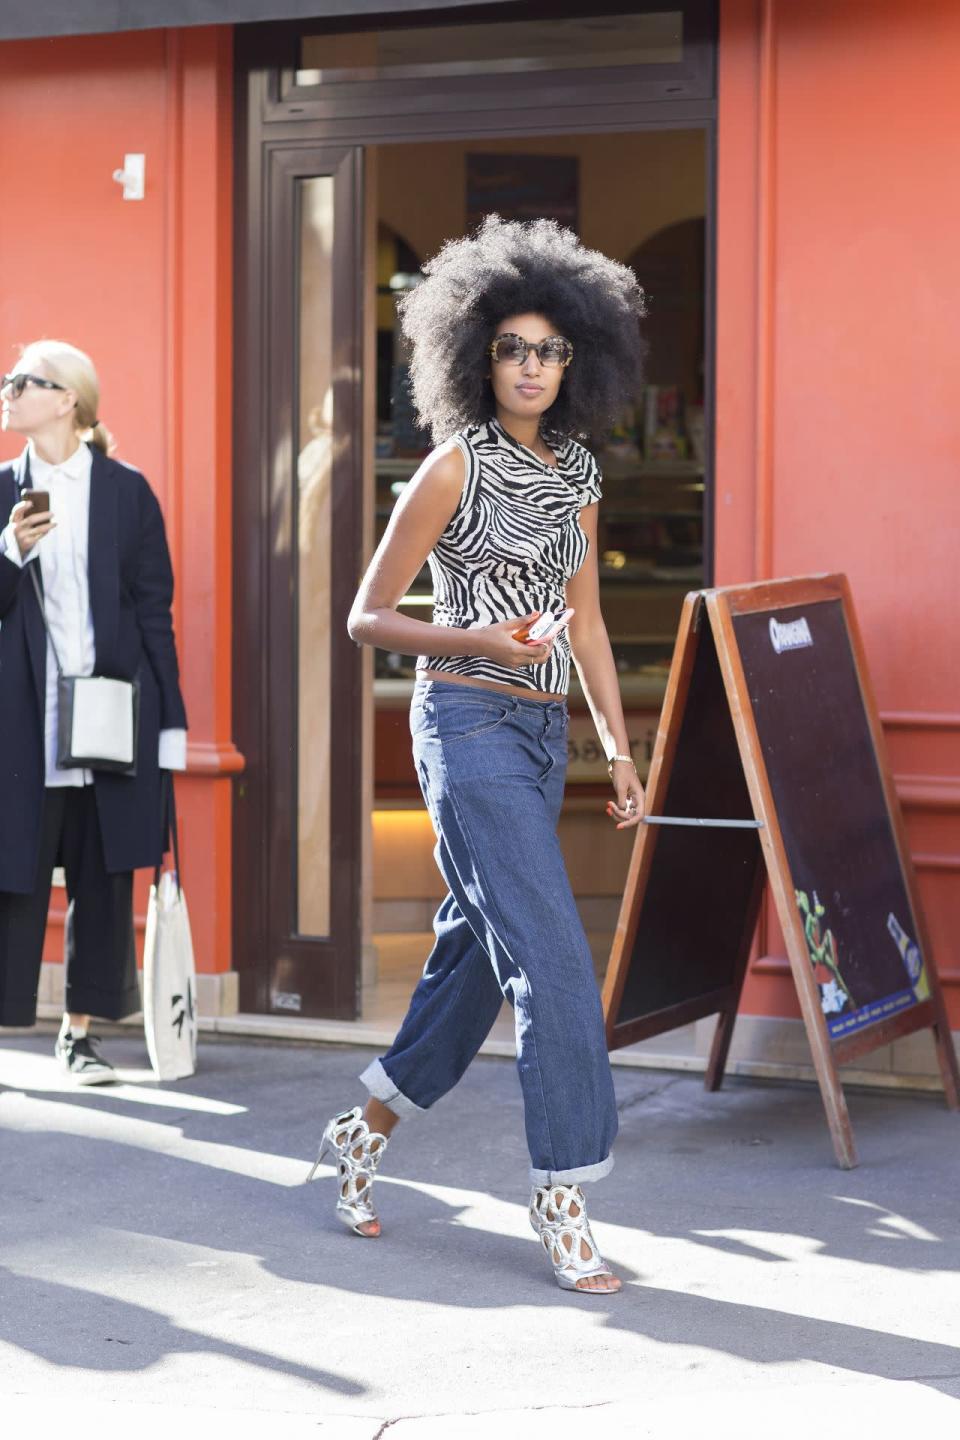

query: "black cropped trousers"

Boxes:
[0, 786, 139, 1027]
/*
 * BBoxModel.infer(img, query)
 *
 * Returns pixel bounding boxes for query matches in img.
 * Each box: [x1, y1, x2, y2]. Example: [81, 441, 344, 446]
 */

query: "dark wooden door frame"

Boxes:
[234, 136, 364, 1020]
[233, 4, 718, 1019]
[245, 0, 717, 127]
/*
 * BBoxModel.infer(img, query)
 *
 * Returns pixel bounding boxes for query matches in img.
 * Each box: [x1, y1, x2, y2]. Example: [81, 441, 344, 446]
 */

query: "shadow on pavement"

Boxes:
[0, 1262, 365, 1395]
[2, 1031, 959, 1400]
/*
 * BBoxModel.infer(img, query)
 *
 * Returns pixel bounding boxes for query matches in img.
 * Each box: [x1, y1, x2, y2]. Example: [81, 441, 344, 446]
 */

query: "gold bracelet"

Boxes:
[606, 753, 636, 778]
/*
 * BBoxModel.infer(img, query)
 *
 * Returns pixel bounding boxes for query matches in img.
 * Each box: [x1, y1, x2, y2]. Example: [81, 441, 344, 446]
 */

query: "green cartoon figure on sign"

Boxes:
[796, 889, 856, 1016]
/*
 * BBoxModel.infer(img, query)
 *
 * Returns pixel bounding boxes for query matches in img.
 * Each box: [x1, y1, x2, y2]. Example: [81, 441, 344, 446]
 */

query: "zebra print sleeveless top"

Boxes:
[417, 418, 603, 695]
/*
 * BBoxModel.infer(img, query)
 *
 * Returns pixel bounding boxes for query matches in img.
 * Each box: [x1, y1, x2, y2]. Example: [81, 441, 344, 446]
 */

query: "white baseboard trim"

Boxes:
[192, 1013, 952, 1094]
[32, 964, 239, 1021]
[19, 970, 957, 1096]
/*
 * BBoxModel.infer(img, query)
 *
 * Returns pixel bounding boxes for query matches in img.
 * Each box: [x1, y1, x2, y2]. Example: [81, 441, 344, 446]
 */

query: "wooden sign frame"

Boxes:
[603, 573, 960, 1168]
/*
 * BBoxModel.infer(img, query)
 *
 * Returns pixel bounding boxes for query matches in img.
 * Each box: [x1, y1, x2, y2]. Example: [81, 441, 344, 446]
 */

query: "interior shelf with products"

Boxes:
[368, 136, 708, 797]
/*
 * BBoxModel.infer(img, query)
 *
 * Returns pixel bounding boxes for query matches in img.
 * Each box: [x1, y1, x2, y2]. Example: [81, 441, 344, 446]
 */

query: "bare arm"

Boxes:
[566, 503, 645, 828]
[348, 443, 552, 671]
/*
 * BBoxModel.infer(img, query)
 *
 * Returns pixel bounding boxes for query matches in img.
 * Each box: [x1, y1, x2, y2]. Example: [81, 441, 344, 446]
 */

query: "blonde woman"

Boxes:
[0, 341, 187, 1081]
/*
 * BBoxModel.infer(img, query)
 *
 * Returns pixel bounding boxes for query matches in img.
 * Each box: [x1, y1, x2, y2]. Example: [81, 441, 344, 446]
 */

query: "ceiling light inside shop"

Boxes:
[389, 272, 421, 292]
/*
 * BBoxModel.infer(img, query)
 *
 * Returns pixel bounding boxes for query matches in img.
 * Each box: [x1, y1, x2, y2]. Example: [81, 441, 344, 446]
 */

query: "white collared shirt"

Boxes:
[0, 442, 186, 784]
[33, 441, 96, 785]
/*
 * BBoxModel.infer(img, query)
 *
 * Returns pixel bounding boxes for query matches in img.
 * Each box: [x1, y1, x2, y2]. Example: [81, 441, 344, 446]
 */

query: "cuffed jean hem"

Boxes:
[359, 1057, 426, 1120]
[529, 1154, 614, 1187]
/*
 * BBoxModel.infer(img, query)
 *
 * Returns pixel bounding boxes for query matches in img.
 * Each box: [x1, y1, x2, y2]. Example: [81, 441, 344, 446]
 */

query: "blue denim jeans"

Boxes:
[361, 679, 618, 1185]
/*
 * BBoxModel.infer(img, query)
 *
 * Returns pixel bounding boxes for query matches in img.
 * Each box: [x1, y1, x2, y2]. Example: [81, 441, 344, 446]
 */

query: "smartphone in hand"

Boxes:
[26, 490, 50, 515]
[513, 607, 574, 644]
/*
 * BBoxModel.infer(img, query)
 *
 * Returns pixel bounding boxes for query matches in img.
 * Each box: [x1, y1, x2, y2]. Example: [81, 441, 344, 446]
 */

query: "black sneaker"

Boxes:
[55, 1030, 117, 1086]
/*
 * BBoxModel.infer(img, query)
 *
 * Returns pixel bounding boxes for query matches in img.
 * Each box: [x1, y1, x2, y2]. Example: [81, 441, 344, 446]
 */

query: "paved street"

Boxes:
[1, 1031, 959, 1436]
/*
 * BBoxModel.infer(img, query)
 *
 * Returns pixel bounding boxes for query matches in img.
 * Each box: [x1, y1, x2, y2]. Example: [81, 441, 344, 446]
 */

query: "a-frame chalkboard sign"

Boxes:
[602, 574, 960, 1168]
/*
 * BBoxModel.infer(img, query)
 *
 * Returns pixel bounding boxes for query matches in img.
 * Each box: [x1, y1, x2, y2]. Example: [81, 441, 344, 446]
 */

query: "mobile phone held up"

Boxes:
[26, 490, 50, 515]
[513, 607, 575, 645]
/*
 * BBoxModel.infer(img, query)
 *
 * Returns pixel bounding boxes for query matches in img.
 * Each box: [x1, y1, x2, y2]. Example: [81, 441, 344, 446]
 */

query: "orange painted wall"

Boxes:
[0, 26, 239, 976]
[5, 6, 957, 1031]
[717, 0, 960, 1023]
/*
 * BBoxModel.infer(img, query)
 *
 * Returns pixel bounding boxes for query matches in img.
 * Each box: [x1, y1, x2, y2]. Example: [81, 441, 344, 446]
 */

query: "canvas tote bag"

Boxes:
[143, 773, 198, 1080]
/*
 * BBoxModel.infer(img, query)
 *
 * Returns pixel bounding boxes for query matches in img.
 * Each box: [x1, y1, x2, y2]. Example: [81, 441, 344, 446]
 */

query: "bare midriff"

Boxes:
[416, 668, 563, 704]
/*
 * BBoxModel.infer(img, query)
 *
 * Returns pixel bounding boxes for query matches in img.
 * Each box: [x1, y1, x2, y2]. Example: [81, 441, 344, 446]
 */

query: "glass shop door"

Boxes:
[233, 145, 364, 1020]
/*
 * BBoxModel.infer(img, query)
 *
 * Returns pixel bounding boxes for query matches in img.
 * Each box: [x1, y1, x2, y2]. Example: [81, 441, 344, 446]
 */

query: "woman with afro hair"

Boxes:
[311, 216, 646, 1295]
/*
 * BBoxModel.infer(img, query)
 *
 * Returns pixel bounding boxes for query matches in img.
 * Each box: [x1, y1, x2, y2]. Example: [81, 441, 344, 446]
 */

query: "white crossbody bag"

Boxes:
[29, 563, 140, 776]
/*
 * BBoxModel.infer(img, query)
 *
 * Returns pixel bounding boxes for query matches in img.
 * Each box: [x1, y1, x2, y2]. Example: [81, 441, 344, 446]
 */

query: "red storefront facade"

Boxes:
[1, 2, 957, 1075]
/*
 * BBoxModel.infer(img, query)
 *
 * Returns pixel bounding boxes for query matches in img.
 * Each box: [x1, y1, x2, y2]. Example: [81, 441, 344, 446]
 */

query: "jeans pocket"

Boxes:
[409, 697, 432, 738]
[435, 695, 514, 744]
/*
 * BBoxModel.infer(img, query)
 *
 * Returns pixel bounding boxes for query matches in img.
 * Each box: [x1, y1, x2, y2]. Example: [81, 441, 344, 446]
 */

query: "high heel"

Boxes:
[307, 1106, 389, 1237]
[529, 1184, 619, 1293]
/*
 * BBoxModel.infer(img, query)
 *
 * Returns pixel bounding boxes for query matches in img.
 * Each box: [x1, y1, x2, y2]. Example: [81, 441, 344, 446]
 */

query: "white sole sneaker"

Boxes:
[55, 1034, 117, 1086]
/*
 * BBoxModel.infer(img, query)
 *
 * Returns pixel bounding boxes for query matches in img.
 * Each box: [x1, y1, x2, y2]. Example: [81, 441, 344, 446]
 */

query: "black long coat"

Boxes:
[0, 445, 187, 894]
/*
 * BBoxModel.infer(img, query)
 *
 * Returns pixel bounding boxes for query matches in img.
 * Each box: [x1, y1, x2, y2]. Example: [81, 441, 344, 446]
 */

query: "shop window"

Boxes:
[375, 224, 434, 683]
[276, 2, 716, 114]
[297, 11, 684, 87]
[372, 133, 707, 722]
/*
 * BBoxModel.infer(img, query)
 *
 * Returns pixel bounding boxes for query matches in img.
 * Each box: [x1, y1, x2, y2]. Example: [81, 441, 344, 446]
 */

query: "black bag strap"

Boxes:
[27, 562, 64, 676]
[156, 770, 183, 895]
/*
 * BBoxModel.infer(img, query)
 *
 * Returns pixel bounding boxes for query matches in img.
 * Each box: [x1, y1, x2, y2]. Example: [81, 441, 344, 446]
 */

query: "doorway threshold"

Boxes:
[205, 1011, 948, 1099]
[16, 1006, 945, 1093]
[199, 930, 954, 1093]
[201, 1008, 706, 1075]
[195, 1011, 948, 1094]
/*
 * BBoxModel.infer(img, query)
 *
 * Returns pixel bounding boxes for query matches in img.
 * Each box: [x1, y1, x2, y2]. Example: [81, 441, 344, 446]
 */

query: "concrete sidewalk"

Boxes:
[1, 1031, 959, 1436]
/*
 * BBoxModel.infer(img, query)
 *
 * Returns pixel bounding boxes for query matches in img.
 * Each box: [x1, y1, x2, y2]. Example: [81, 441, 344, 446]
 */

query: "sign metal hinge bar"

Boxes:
[642, 816, 764, 829]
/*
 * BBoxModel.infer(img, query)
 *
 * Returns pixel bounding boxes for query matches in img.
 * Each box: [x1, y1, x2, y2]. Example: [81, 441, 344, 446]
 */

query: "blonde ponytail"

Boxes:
[19, 339, 114, 454]
[83, 420, 114, 455]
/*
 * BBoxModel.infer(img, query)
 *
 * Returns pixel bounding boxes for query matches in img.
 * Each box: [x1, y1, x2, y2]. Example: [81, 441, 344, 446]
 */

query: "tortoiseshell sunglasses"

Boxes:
[488, 334, 574, 368]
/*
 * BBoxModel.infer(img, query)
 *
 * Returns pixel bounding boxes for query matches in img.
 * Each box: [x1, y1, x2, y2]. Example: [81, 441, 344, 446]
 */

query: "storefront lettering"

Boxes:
[769, 616, 813, 654]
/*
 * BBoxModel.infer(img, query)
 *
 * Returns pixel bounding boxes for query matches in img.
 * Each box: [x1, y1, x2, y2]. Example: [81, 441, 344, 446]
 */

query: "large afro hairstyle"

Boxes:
[397, 214, 646, 445]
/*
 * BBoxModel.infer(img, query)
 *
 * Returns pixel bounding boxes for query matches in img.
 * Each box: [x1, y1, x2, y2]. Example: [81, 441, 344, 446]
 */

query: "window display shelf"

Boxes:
[598, 456, 704, 481]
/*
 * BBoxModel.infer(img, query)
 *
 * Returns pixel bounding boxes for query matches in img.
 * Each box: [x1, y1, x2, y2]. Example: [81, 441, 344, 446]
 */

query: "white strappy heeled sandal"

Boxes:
[529, 1183, 619, 1293]
[307, 1106, 389, 1237]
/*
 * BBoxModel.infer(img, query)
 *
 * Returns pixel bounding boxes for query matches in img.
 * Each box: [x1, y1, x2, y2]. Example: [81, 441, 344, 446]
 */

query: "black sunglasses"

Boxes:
[488, 333, 574, 369]
[0, 373, 67, 400]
